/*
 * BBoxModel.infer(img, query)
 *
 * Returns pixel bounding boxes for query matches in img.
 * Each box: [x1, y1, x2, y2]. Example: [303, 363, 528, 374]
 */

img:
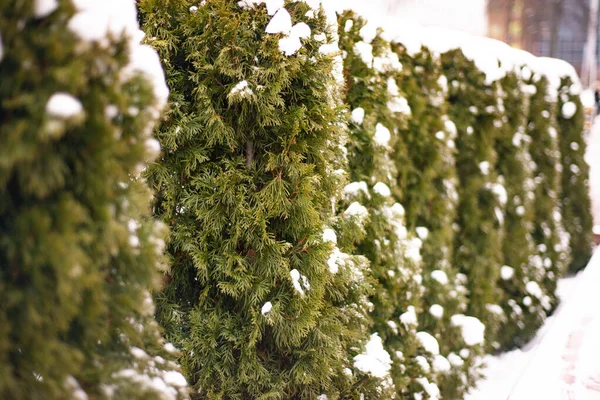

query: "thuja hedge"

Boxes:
[441, 49, 505, 349]
[141, 1, 385, 398]
[0, 1, 187, 399]
[494, 70, 544, 350]
[139, 1, 592, 399]
[556, 76, 594, 273]
[392, 41, 482, 399]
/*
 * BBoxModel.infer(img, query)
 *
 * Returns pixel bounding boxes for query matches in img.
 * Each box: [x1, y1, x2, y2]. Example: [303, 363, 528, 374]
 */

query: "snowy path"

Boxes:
[506, 250, 600, 400]
[467, 251, 600, 400]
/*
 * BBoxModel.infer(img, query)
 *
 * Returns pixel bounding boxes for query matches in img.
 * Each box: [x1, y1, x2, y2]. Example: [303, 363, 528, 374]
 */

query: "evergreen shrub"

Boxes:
[0, 1, 187, 399]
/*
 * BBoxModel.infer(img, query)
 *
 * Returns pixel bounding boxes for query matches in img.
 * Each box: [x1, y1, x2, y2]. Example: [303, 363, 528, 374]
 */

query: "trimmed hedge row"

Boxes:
[137, 2, 592, 399]
[0, 1, 188, 399]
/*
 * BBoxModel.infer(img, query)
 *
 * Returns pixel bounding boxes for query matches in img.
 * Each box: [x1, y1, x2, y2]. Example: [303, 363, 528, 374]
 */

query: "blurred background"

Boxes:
[335, 0, 600, 87]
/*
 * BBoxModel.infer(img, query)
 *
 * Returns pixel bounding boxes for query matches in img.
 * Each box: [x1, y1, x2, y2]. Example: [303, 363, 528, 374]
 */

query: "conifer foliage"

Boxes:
[556, 76, 593, 273]
[141, 1, 377, 398]
[396, 45, 481, 400]
[525, 75, 569, 311]
[0, 1, 592, 399]
[494, 70, 545, 350]
[441, 50, 505, 344]
[0, 1, 186, 399]
[337, 12, 438, 398]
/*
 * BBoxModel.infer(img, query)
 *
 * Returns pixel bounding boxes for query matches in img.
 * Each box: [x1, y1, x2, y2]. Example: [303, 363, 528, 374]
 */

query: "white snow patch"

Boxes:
[451, 314, 485, 346]
[416, 377, 440, 399]
[261, 301, 273, 315]
[373, 182, 391, 197]
[354, 41, 374, 67]
[417, 331, 440, 355]
[322, 228, 337, 243]
[344, 19, 354, 32]
[290, 269, 304, 295]
[501, 265, 514, 280]
[265, 8, 292, 34]
[353, 333, 392, 378]
[124, 43, 170, 118]
[525, 281, 543, 299]
[68, 0, 140, 45]
[345, 202, 369, 219]
[387, 320, 399, 335]
[431, 270, 449, 285]
[416, 226, 429, 240]
[33, 0, 58, 18]
[46, 93, 83, 119]
[327, 247, 347, 274]
[291, 22, 311, 39]
[432, 355, 451, 373]
[351, 107, 365, 124]
[429, 304, 444, 319]
[400, 306, 418, 327]
[265, 0, 283, 15]
[570, 142, 579, 151]
[343, 181, 370, 199]
[479, 161, 490, 175]
[229, 80, 253, 98]
[561, 101, 577, 119]
[415, 355, 431, 373]
[144, 138, 161, 161]
[359, 21, 378, 44]
[447, 352, 464, 367]
[374, 123, 391, 147]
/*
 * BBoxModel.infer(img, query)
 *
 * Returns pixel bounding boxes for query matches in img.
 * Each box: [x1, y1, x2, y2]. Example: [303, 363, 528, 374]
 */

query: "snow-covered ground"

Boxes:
[466, 267, 590, 399]
[468, 118, 600, 400]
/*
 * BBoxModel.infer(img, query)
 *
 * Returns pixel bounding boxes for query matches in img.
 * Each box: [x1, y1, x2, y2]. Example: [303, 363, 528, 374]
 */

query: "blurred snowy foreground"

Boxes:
[468, 249, 600, 400]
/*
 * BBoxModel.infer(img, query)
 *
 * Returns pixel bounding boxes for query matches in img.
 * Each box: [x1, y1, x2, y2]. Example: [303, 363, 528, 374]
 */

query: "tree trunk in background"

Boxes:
[550, 0, 564, 57]
[582, 0, 599, 86]
[521, 0, 540, 53]
[505, 0, 516, 43]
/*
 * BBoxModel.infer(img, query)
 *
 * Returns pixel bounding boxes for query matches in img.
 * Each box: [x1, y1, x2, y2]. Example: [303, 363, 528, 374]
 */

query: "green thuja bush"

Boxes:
[0, 1, 186, 399]
[337, 12, 439, 399]
[556, 77, 593, 273]
[392, 44, 481, 399]
[494, 70, 546, 350]
[441, 50, 504, 346]
[525, 75, 568, 311]
[141, 1, 380, 398]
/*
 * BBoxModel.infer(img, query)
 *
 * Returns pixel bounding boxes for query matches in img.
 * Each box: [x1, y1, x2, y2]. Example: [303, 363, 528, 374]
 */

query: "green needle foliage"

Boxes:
[494, 70, 546, 350]
[441, 50, 504, 345]
[525, 75, 569, 311]
[393, 44, 480, 399]
[556, 77, 593, 273]
[141, 1, 379, 398]
[0, 1, 186, 399]
[337, 11, 437, 398]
